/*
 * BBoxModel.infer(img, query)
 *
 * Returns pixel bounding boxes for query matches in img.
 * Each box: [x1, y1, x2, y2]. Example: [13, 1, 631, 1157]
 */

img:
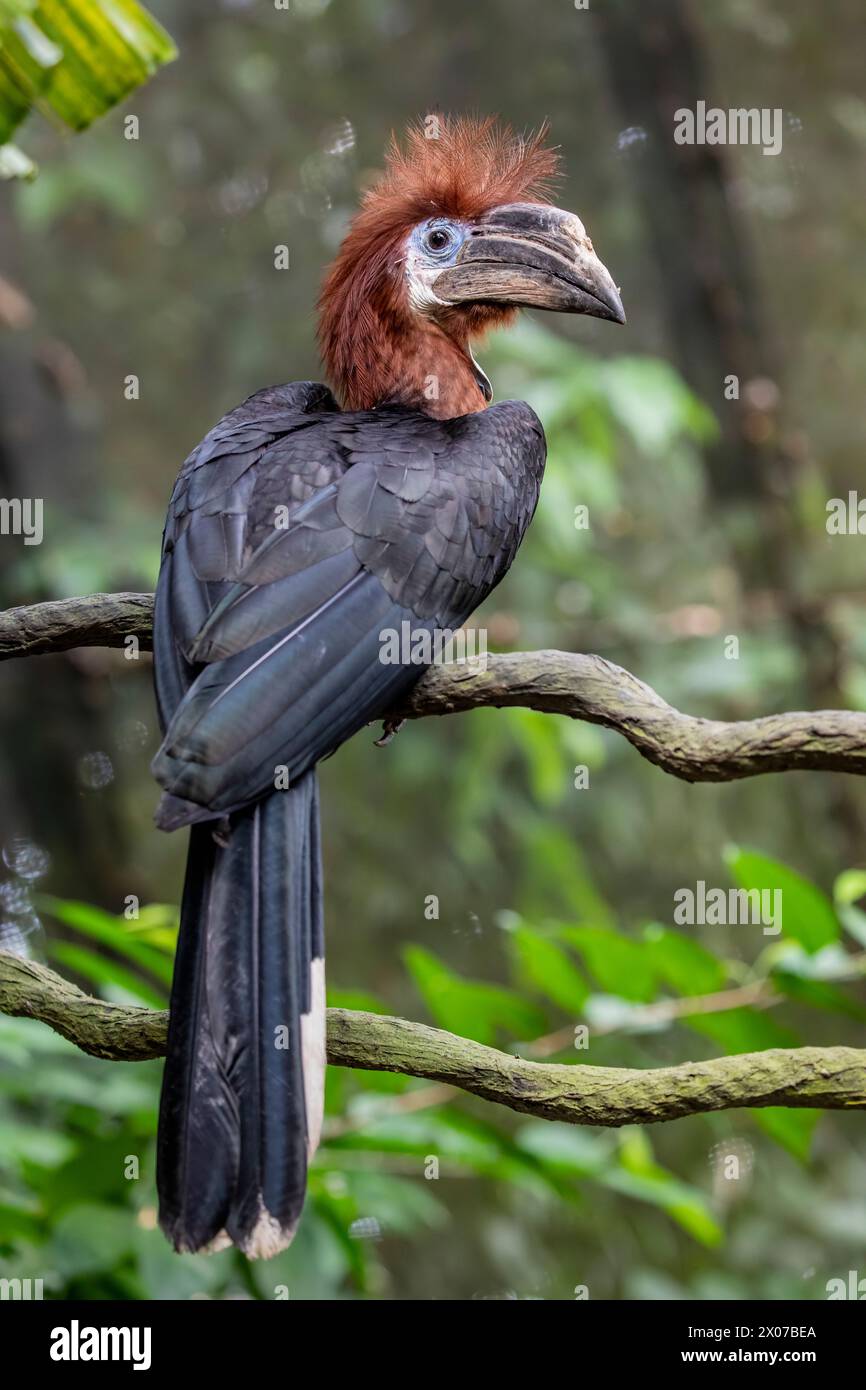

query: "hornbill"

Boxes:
[151, 116, 624, 1258]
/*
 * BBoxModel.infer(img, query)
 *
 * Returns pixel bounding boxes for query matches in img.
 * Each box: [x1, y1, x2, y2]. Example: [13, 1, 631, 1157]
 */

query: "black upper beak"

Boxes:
[432, 202, 625, 325]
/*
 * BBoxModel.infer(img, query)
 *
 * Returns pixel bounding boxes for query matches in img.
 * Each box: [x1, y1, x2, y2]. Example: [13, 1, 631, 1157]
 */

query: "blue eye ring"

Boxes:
[421, 219, 460, 258]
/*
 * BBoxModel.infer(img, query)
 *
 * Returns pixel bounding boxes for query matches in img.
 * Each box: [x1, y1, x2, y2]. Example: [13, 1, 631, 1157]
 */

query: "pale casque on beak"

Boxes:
[431, 201, 625, 324]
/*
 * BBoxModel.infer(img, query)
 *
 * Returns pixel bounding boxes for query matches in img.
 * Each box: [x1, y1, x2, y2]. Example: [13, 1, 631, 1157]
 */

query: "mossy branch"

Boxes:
[1, 591, 865, 782]
[3, 594, 865, 1125]
[1, 954, 864, 1125]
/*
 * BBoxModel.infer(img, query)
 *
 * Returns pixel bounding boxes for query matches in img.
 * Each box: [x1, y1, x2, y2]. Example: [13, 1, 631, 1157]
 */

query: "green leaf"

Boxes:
[0, 2, 39, 19]
[518, 823, 616, 928]
[515, 1120, 609, 1177]
[0, 17, 62, 143]
[41, 894, 174, 984]
[403, 945, 545, 1045]
[507, 924, 590, 1014]
[609, 1128, 723, 1246]
[725, 846, 839, 953]
[0, 1117, 75, 1166]
[37, 1134, 142, 1215]
[772, 971, 866, 1020]
[0, 1199, 41, 1242]
[325, 1108, 538, 1190]
[602, 1166, 722, 1246]
[642, 924, 726, 996]
[49, 941, 166, 1007]
[834, 869, 866, 905]
[504, 708, 570, 806]
[560, 925, 656, 1002]
[48, 1202, 136, 1277]
[516, 1121, 721, 1246]
[754, 1107, 819, 1162]
[833, 873, 866, 946]
[326, 988, 389, 1015]
[685, 1007, 799, 1054]
[340, 1171, 447, 1237]
[600, 355, 718, 453]
[0, 1013, 81, 1057]
[125, 901, 178, 951]
[134, 1225, 232, 1301]
[0, 0, 176, 147]
[10, 1062, 157, 1118]
[32, 0, 176, 128]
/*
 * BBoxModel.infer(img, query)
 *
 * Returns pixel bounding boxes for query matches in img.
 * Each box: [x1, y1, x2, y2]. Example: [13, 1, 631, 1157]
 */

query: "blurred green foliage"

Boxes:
[1, 839, 864, 1298]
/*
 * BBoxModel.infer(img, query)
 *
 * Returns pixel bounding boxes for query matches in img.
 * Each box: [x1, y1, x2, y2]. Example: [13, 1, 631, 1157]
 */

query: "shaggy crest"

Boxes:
[360, 114, 559, 226]
[318, 117, 561, 411]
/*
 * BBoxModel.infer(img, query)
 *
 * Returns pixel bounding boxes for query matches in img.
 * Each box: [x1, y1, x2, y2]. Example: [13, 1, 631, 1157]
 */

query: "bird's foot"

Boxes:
[374, 717, 406, 747]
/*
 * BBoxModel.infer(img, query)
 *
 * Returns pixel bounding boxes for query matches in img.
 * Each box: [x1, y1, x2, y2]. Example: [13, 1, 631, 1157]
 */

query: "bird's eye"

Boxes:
[424, 225, 454, 255]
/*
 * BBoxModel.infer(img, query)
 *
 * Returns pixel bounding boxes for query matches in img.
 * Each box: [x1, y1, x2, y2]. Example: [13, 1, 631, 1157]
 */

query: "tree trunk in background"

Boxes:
[596, 0, 862, 859]
[596, 0, 779, 499]
[0, 198, 128, 905]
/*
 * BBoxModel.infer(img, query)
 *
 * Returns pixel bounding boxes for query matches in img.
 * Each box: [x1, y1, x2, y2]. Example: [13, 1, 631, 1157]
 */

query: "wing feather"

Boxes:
[153, 390, 546, 821]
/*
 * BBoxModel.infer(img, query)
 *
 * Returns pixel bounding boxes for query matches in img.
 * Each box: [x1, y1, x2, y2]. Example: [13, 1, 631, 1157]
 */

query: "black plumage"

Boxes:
[152, 381, 547, 1257]
[149, 111, 625, 1260]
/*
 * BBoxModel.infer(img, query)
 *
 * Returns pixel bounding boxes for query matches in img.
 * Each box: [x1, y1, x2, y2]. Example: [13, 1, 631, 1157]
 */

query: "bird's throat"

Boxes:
[379, 319, 490, 418]
[322, 299, 491, 419]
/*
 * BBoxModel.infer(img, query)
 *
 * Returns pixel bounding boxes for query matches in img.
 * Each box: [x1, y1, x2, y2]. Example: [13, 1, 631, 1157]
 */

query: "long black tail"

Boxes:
[157, 772, 325, 1259]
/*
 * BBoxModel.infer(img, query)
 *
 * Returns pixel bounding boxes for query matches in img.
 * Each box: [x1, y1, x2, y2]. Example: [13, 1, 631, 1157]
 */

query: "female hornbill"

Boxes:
[151, 117, 624, 1258]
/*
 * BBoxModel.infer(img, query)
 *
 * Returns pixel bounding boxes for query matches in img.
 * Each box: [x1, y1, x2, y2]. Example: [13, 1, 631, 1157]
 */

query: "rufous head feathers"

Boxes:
[355, 115, 559, 228]
[318, 116, 560, 415]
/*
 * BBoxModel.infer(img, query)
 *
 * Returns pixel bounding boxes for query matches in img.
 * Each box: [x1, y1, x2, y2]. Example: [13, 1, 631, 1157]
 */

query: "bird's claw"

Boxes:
[374, 717, 406, 748]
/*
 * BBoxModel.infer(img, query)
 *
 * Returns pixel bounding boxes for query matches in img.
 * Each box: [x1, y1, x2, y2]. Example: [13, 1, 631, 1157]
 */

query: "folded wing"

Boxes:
[152, 391, 545, 822]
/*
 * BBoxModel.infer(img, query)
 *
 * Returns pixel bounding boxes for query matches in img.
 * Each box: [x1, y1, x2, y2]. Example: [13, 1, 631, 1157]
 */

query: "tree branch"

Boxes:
[2, 591, 865, 782]
[396, 650, 866, 782]
[0, 591, 153, 660]
[2, 954, 864, 1125]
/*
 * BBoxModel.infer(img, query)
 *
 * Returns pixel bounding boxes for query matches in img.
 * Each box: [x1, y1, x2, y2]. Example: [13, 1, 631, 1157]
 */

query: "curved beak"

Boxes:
[432, 202, 625, 324]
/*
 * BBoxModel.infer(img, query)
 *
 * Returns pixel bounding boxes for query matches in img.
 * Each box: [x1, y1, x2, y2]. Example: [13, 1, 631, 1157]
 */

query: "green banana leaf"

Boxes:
[0, 0, 176, 175]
